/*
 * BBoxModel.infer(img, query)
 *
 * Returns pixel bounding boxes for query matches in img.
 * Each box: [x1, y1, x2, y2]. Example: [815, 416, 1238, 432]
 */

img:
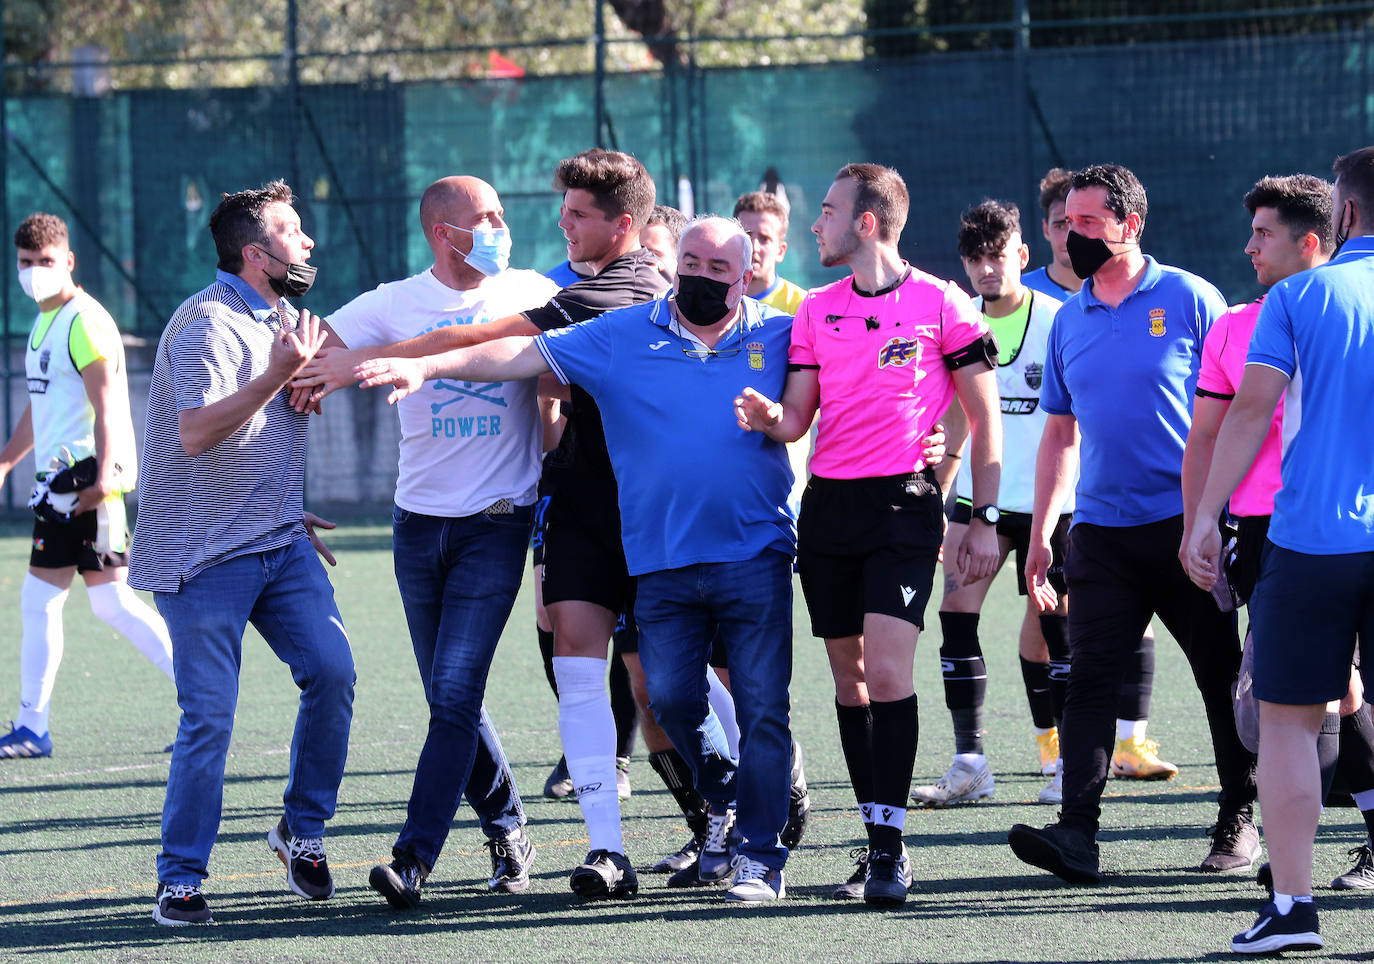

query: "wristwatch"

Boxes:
[971, 504, 1001, 526]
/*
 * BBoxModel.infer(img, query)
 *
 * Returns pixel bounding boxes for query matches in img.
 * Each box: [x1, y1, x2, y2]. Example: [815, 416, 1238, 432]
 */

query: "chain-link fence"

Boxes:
[4, 4, 1373, 510]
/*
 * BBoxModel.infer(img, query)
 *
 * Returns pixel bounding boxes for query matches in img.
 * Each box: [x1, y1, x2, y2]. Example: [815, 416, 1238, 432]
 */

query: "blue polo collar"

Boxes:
[1080, 254, 1163, 310]
[217, 269, 279, 323]
[652, 294, 765, 335]
[1331, 235, 1374, 263]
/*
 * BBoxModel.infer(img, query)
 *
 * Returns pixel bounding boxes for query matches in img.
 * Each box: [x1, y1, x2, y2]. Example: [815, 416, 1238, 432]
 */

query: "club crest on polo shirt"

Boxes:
[747, 341, 765, 371]
[1023, 361, 1042, 390]
[1149, 307, 1166, 337]
[878, 336, 921, 369]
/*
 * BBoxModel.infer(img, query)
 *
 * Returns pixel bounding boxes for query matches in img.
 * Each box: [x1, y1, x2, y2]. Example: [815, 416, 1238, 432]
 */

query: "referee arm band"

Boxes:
[1195, 387, 1235, 400]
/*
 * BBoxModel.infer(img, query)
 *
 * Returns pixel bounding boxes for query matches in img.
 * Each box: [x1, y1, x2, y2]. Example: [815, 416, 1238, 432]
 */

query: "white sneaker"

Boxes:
[725, 855, 785, 902]
[910, 756, 995, 808]
[1038, 759, 1063, 805]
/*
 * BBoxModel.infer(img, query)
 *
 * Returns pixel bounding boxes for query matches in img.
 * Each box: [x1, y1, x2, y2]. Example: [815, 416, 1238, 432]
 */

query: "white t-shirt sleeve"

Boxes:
[325, 285, 393, 349]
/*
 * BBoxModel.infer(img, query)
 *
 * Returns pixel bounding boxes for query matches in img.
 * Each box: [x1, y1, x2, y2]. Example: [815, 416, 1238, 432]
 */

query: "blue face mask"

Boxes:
[444, 222, 512, 276]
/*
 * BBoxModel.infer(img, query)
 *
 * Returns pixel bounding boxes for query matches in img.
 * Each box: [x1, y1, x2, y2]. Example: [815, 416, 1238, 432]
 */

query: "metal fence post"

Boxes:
[594, 0, 606, 147]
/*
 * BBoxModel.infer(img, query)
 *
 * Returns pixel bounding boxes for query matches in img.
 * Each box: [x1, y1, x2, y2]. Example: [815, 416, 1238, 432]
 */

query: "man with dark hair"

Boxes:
[294, 149, 668, 899]
[132, 180, 354, 926]
[1185, 149, 1374, 954]
[912, 199, 1071, 808]
[357, 215, 802, 903]
[733, 191, 805, 315]
[302, 176, 558, 908]
[0, 212, 175, 761]
[1024, 168, 1080, 300]
[737, 164, 1003, 908]
[1009, 163, 1258, 886]
[642, 203, 687, 279]
[1023, 171, 1176, 781]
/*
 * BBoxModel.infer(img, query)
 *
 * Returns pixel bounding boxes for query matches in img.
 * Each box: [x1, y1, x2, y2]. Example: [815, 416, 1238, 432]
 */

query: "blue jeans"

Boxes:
[155, 538, 356, 885]
[635, 550, 794, 870]
[391, 504, 531, 868]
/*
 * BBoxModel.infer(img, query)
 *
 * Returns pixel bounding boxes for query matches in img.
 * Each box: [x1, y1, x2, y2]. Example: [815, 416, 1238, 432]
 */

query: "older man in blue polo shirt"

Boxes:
[356, 215, 798, 903]
[1008, 164, 1257, 885]
[1185, 146, 1374, 955]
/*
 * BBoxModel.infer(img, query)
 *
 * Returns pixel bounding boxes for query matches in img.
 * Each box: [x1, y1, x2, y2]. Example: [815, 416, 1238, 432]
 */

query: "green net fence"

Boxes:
[3, 13, 1373, 507]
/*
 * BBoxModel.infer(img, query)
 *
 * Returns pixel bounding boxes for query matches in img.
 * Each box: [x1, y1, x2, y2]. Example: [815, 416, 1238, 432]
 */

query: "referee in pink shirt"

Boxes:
[736, 163, 1002, 908]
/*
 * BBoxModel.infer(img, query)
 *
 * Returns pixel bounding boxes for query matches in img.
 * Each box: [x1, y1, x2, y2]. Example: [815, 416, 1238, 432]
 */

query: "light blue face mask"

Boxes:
[444, 222, 512, 276]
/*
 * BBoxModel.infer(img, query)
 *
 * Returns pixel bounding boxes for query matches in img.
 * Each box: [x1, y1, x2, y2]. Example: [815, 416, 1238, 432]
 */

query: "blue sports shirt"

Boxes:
[1247, 236, 1374, 554]
[1022, 266, 1076, 301]
[535, 296, 796, 575]
[1041, 255, 1226, 527]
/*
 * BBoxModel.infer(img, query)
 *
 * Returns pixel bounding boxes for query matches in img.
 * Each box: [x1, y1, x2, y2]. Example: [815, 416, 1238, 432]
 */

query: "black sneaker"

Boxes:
[369, 855, 429, 910]
[486, 827, 536, 894]
[1256, 861, 1273, 896]
[1201, 811, 1261, 873]
[863, 846, 912, 908]
[1231, 899, 1322, 954]
[666, 857, 715, 888]
[267, 816, 334, 900]
[544, 756, 574, 800]
[152, 882, 213, 926]
[569, 849, 638, 899]
[648, 833, 704, 874]
[832, 847, 870, 900]
[1332, 841, 1374, 889]
[782, 740, 811, 850]
[1008, 821, 1101, 884]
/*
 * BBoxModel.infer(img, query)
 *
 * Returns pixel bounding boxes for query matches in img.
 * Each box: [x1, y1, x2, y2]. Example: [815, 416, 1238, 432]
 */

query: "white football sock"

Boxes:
[17, 574, 68, 736]
[86, 582, 175, 681]
[1117, 718, 1148, 742]
[554, 656, 623, 853]
[706, 668, 740, 760]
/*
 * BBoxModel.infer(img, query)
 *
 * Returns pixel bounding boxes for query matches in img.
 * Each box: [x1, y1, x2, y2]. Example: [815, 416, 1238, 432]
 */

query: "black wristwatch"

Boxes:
[972, 504, 1001, 526]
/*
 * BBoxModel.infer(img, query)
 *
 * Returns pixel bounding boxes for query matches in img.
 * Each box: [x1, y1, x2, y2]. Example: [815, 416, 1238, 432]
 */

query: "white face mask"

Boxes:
[18, 265, 69, 303]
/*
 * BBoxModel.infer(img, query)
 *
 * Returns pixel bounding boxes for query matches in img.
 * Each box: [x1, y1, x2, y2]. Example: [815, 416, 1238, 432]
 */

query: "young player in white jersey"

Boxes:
[0, 212, 175, 760]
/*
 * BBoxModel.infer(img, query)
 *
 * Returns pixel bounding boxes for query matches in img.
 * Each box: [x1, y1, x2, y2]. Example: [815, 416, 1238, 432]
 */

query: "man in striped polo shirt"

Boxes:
[131, 181, 355, 927]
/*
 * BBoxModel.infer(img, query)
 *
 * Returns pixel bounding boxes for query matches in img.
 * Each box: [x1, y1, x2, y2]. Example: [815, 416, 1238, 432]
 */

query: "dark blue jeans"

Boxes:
[635, 549, 795, 870]
[155, 538, 355, 884]
[391, 504, 531, 868]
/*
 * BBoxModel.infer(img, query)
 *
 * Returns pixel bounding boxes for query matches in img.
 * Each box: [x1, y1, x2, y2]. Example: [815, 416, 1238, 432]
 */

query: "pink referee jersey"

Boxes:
[1196, 297, 1283, 517]
[790, 266, 987, 479]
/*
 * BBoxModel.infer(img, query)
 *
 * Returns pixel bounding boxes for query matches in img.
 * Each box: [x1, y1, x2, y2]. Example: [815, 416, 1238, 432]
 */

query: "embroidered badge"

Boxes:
[1149, 307, 1166, 337]
[747, 341, 765, 371]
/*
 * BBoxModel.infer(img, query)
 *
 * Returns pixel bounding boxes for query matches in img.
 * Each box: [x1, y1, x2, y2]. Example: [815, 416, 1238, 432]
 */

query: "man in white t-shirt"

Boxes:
[310, 176, 558, 909]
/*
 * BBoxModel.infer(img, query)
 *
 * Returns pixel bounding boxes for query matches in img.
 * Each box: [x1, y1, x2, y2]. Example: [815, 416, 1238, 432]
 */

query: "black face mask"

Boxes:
[1065, 230, 1115, 280]
[675, 273, 735, 327]
[1334, 200, 1352, 256]
[258, 246, 318, 298]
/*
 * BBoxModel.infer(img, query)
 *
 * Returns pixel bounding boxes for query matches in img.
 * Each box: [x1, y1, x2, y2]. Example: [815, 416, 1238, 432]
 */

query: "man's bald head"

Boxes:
[678, 215, 753, 274]
[419, 176, 500, 236]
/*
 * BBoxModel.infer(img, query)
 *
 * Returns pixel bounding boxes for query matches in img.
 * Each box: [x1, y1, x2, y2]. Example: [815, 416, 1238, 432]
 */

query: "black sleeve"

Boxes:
[524, 269, 636, 332]
[944, 331, 998, 371]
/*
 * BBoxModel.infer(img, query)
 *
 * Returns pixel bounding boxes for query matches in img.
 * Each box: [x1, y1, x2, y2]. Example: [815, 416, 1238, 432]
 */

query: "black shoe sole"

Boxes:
[369, 865, 421, 910]
[1008, 826, 1101, 885]
[569, 868, 638, 899]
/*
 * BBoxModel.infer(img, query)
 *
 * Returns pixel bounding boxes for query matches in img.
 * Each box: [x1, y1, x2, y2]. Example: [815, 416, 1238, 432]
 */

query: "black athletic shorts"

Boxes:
[797, 470, 943, 638]
[949, 501, 1071, 596]
[30, 506, 128, 572]
[539, 497, 637, 621]
[1230, 513, 1271, 606]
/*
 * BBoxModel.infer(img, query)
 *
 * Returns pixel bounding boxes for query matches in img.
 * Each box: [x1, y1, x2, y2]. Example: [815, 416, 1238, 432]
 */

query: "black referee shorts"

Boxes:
[797, 471, 943, 639]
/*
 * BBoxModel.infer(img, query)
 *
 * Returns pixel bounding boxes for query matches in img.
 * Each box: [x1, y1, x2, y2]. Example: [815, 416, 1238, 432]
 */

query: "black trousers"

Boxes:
[1059, 515, 1257, 837]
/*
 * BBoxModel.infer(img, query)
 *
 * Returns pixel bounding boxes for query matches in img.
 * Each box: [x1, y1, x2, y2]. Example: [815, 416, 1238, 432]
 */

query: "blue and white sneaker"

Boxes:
[1231, 900, 1322, 954]
[0, 723, 51, 759]
[698, 807, 737, 882]
[725, 856, 785, 902]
